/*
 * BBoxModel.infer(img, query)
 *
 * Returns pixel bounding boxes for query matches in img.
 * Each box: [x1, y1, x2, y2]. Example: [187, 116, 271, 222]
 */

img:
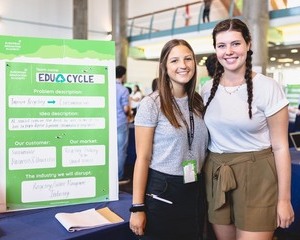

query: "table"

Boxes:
[0, 192, 137, 240]
[287, 149, 300, 235]
[275, 148, 300, 239]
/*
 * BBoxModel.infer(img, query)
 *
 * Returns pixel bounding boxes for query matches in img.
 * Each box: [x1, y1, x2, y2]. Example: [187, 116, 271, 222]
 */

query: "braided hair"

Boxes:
[205, 18, 254, 119]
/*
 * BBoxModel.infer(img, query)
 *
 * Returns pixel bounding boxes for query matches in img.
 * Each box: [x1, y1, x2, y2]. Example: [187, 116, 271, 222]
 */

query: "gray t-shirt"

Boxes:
[134, 91, 208, 175]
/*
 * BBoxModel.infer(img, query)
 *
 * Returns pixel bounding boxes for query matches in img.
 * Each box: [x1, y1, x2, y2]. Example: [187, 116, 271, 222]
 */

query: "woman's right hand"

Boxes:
[130, 211, 146, 236]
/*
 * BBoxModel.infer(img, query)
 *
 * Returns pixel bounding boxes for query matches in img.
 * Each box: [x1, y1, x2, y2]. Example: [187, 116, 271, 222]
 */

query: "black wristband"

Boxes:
[129, 204, 146, 212]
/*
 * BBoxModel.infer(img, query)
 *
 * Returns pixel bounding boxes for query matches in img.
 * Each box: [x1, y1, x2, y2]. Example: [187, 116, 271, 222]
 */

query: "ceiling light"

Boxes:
[291, 49, 298, 53]
[294, 60, 300, 64]
[278, 58, 293, 63]
[270, 57, 276, 61]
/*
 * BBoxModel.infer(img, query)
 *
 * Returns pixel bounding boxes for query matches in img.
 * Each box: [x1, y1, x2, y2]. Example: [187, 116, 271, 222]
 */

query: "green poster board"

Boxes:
[0, 36, 118, 212]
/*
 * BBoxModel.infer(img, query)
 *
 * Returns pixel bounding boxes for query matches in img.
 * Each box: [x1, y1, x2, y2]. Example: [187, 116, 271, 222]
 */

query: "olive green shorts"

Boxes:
[204, 148, 278, 231]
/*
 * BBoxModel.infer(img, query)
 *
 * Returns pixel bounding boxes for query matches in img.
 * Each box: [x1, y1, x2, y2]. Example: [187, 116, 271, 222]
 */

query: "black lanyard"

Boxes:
[173, 98, 194, 151]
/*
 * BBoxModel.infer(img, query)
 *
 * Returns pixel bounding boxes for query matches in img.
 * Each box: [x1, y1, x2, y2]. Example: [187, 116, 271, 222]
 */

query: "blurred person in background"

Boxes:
[151, 78, 158, 92]
[130, 84, 143, 118]
[202, 0, 212, 23]
[116, 65, 130, 184]
[205, 53, 217, 79]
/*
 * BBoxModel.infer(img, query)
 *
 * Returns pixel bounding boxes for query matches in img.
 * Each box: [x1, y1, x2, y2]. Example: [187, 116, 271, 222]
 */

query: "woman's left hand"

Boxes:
[277, 200, 295, 228]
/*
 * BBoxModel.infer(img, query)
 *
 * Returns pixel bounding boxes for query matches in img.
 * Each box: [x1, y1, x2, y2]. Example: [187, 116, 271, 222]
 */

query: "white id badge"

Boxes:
[182, 160, 197, 184]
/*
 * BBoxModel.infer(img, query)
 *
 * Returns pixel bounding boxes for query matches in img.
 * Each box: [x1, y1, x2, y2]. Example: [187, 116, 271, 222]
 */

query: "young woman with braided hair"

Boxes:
[201, 18, 294, 240]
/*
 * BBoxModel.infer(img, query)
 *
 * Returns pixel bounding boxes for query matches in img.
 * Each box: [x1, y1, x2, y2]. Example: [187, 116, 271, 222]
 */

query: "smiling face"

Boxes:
[215, 30, 250, 73]
[166, 45, 195, 90]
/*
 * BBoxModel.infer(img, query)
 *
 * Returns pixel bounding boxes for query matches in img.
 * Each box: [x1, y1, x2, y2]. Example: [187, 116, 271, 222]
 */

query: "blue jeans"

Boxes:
[117, 122, 129, 179]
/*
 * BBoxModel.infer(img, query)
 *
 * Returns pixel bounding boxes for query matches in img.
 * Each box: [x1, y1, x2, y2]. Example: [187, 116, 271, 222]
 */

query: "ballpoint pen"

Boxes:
[146, 193, 173, 204]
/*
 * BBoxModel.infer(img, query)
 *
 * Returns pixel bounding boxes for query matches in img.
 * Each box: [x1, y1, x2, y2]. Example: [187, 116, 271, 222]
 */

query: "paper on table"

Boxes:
[55, 207, 124, 232]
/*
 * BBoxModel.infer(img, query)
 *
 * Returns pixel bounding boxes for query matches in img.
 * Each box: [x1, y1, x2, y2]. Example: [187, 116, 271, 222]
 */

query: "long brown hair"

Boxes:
[157, 39, 205, 128]
[205, 18, 254, 118]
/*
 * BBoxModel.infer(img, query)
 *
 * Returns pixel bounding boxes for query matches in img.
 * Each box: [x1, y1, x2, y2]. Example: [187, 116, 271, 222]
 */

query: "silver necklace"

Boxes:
[222, 78, 245, 95]
[223, 84, 242, 95]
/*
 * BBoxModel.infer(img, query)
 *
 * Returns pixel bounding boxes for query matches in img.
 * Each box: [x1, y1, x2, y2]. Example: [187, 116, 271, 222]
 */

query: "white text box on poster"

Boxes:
[9, 95, 105, 108]
[9, 147, 56, 170]
[9, 118, 105, 130]
[62, 145, 105, 167]
[21, 177, 96, 203]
